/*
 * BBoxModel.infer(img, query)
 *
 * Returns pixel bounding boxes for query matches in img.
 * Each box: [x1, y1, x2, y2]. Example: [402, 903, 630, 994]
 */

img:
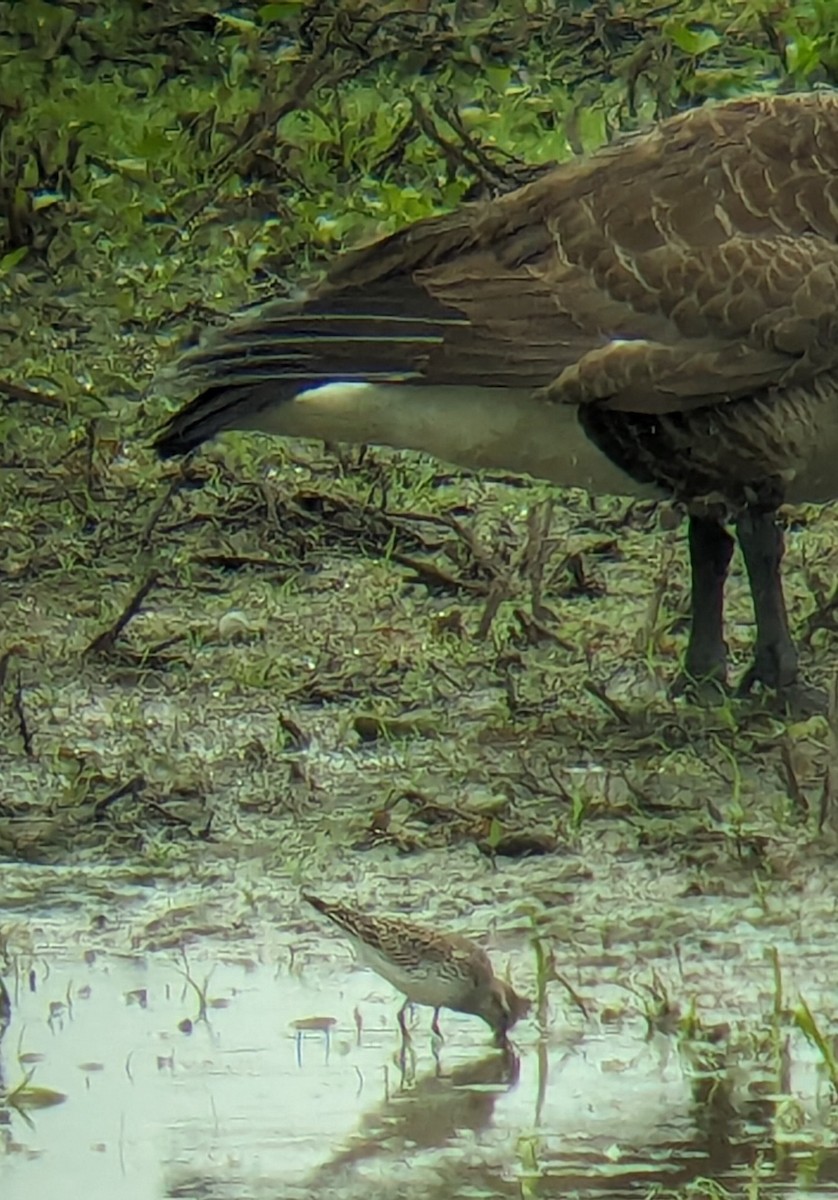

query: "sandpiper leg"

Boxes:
[398, 1000, 413, 1041]
[431, 1007, 444, 1040]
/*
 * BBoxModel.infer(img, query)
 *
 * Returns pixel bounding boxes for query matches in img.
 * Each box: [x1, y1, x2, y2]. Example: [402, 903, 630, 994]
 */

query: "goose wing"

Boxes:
[157, 92, 838, 451]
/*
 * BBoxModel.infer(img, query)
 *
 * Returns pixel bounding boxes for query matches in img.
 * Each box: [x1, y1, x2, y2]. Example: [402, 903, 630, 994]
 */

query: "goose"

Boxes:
[154, 90, 838, 710]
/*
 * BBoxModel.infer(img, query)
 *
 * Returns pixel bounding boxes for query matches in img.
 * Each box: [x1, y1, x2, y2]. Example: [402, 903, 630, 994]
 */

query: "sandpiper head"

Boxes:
[474, 978, 531, 1044]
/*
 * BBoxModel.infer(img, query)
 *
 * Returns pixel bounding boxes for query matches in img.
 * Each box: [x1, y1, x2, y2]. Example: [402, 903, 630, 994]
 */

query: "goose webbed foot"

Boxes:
[735, 662, 827, 717]
[670, 670, 729, 707]
[778, 682, 828, 718]
[734, 509, 825, 717]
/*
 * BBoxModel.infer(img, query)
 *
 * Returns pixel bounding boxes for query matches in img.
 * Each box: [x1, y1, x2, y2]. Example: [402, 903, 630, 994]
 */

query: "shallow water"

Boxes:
[2, 923, 838, 1200]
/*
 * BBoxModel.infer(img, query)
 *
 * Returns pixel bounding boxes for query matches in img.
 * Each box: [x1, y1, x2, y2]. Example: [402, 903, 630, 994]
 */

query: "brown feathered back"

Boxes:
[156, 91, 838, 478]
[317, 91, 838, 413]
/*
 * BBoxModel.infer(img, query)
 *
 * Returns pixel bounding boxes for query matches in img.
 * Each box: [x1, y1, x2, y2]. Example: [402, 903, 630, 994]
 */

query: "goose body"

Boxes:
[155, 91, 838, 705]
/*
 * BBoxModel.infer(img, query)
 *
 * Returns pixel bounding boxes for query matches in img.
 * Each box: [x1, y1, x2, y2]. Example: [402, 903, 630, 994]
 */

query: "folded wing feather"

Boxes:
[157, 91, 838, 469]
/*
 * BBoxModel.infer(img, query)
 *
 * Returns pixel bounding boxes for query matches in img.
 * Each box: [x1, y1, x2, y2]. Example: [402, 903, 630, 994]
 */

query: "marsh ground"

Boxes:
[4, 289, 838, 1196]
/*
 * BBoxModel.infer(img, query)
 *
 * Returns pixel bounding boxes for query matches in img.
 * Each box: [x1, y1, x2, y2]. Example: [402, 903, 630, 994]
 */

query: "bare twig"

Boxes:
[12, 676, 34, 757]
[92, 776, 146, 822]
[85, 572, 159, 656]
[0, 379, 65, 409]
[583, 680, 633, 726]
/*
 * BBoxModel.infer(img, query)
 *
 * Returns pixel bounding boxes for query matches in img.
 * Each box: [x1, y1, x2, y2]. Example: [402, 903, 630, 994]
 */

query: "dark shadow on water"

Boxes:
[310, 1045, 521, 1187]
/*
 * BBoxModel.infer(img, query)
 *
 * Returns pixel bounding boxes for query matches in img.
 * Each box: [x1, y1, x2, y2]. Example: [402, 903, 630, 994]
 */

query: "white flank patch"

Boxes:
[296, 380, 377, 406]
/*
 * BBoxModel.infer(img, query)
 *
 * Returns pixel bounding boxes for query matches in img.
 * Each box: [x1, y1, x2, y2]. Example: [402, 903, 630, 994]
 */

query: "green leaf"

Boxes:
[216, 14, 258, 33]
[576, 105, 607, 151]
[667, 23, 721, 56]
[113, 158, 150, 181]
[31, 190, 64, 212]
[8, 1083, 68, 1110]
[0, 246, 28, 275]
[485, 65, 511, 94]
[786, 35, 822, 77]
[259, 1, 303, 19]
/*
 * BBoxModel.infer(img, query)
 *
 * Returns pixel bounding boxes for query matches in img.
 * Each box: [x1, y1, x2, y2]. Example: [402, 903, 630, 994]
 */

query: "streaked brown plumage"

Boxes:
[303, 893, 530, 1044]
[155, 91, 838, 706]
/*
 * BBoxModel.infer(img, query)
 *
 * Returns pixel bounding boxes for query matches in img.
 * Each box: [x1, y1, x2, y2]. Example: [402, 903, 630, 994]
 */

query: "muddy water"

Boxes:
[2, 918, 838, 1200]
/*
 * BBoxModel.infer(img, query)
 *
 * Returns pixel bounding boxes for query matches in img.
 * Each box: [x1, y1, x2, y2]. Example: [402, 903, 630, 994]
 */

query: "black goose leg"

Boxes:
[735, 509, 823, 712]
[676, 515, 735, 697]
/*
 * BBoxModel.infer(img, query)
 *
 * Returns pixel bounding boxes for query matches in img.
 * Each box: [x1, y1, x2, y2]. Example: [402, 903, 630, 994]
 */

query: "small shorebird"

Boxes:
[303, 893, 529, 1045]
